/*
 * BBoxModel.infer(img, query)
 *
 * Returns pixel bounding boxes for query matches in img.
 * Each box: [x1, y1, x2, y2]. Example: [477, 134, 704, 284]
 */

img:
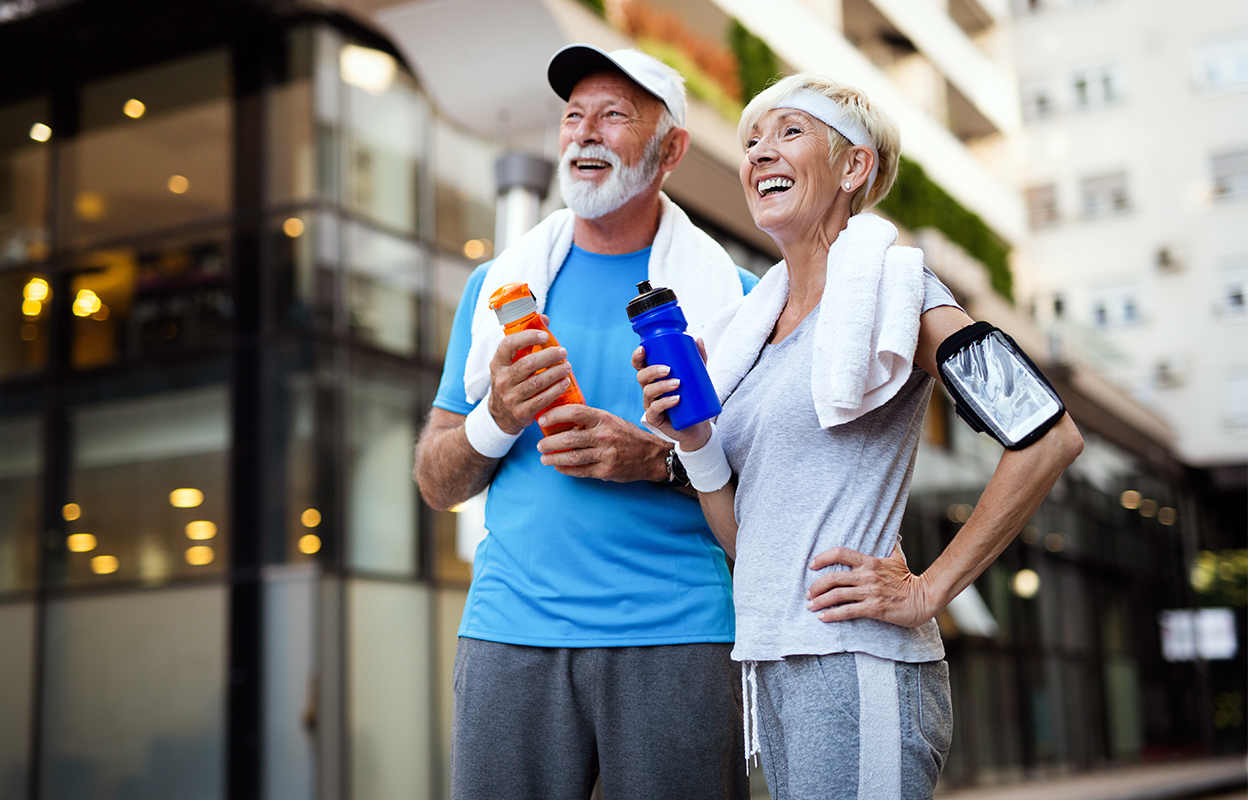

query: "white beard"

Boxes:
[558, 135, 663, 219]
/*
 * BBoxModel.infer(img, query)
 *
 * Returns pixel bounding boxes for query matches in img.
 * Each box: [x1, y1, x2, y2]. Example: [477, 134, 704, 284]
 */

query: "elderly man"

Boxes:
[415, 45, 755, 799]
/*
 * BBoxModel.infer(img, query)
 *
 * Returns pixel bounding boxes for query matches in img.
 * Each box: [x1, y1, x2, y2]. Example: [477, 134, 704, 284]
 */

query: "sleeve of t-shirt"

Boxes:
[432, 262, 492, 416]
[921, 266, 962, 314]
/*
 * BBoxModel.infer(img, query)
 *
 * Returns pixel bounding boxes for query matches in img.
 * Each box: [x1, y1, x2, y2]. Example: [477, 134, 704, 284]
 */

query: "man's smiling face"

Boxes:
[557, 71, 667, 219]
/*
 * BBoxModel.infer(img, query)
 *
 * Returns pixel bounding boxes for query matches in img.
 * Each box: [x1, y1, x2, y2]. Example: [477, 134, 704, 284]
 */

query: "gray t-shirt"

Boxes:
[719, 267, 958, 663]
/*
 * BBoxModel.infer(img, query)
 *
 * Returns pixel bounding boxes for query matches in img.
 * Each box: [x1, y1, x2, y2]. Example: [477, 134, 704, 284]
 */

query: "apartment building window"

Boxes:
[1089, 283, 1141, 328]
[1219, 258, 1248, 316]
[1081, 172, 1130, 218]
[1193, 33, 1248, 93]
[1226, 366, 1248, 428]
[1211, 149, 1248, 202]
[1025, 184, 1060, 228]
[1071, 64, 1123, 109]
[1021, 78, 1055, 119]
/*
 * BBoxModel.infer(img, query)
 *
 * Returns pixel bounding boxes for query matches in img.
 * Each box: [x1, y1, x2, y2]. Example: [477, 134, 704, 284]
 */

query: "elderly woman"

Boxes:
[634, 75, 1083, 798]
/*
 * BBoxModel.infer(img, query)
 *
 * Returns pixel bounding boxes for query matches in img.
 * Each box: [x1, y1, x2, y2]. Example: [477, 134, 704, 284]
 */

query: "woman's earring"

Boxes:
[843, 182, 853, 191]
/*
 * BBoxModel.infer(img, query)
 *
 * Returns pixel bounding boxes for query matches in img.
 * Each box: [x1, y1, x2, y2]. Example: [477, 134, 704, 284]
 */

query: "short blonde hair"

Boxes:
[738, 74, 901, 214]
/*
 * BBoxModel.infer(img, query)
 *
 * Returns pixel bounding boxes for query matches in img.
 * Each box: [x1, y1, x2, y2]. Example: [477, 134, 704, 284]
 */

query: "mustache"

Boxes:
[560, 143, 623, 170]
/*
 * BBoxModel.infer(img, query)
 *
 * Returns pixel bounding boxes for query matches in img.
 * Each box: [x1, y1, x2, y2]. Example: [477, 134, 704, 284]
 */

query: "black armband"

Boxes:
[936, 322, 1065, 450]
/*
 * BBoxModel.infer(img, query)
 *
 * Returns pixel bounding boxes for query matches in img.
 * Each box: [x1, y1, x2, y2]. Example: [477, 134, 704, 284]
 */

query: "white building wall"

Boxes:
[1012, 0, 1248, 467]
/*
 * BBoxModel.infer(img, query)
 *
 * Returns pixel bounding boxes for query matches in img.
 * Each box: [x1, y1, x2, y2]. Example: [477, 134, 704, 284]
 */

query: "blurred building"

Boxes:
[1010, 0, 1247, 544]
[0, 0, 1241, 799]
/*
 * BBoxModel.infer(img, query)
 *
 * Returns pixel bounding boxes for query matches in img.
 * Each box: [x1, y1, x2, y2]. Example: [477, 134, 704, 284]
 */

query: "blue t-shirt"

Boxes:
[434, 244, 759, 646]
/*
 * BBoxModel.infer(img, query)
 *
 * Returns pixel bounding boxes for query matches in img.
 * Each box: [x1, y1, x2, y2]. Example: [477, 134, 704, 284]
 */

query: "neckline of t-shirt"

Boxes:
[765, 301, 821, 349]
[569, 243, 652, 262]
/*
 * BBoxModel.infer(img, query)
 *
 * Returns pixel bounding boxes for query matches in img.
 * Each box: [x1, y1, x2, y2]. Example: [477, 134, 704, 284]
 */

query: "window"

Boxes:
[1211, 149, 1248, 202]
[1070, 64, 1123, 109]
[1081, 172, 1130, 218]
[1193, 33, 1248, 93]
[1089, 282, 1142, 328]
[1218, 258, 1248, 316]
[1226, 366, 1248, 428]
[1021, 79, 1055, 120]
[1025, 184, 1060, 228]
[0, 96, 50, 267]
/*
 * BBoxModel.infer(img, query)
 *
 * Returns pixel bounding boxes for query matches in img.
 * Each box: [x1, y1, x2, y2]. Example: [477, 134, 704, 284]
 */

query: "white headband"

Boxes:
[771, 89, 879, 194]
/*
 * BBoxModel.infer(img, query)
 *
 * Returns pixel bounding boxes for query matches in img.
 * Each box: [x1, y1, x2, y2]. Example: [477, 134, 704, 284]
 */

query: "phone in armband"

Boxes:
[936, 322, 1065, 450]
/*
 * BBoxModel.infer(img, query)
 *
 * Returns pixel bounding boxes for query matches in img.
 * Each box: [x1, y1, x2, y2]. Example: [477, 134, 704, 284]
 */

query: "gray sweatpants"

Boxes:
[451, 637, 749, 800]
[753, 652, 952, 800]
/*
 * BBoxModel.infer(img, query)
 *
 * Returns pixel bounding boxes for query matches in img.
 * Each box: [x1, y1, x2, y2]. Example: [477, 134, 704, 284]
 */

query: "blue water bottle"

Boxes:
[626, 281, 722, 430]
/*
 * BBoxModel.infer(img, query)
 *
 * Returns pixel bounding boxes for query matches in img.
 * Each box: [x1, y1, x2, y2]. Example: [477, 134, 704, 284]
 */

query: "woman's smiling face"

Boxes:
[739, 108, 840, 242]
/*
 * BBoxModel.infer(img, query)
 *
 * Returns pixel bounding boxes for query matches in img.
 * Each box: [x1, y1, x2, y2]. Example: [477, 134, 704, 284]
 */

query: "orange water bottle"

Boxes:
[488, 282, 586, 436]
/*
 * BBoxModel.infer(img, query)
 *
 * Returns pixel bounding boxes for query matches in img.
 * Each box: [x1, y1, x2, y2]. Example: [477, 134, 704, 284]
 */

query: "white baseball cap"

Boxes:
[547, 44, 687, 127]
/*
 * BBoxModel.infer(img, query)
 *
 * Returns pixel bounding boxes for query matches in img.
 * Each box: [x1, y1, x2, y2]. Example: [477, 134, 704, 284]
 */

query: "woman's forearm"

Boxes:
[922, 413, 1084, 612]
[697, 483, 739, 560]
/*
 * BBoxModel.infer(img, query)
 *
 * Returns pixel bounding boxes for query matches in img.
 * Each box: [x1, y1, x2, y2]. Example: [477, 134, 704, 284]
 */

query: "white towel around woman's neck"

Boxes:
[462, 193, 745, 404]
[699, 213, 924, 428]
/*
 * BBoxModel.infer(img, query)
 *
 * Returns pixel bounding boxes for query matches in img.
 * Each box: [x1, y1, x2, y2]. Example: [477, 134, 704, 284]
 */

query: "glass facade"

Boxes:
[0, 2, 1241, 799]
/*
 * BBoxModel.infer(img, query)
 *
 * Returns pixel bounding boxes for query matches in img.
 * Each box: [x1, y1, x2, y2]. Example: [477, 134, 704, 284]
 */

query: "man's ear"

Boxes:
[661, 127, 691, 173]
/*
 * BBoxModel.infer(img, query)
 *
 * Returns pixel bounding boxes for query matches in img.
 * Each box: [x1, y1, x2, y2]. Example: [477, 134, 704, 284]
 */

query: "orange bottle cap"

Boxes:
[488, 282, 533, 310]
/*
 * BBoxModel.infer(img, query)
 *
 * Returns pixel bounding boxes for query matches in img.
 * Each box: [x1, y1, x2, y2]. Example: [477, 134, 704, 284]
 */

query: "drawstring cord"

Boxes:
[741, 660, 760, 774]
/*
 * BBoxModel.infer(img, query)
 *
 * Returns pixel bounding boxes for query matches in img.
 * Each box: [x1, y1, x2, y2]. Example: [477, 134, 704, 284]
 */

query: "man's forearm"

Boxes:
[414, 408, 501, 510]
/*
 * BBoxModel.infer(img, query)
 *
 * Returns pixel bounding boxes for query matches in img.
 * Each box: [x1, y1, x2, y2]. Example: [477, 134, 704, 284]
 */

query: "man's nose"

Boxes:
[573, 115, 603, 145]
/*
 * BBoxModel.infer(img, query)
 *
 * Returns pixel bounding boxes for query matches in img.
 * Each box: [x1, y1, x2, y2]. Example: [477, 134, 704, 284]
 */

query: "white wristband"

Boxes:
[464, 397, 521, 458]
[676, 423, 732, 492]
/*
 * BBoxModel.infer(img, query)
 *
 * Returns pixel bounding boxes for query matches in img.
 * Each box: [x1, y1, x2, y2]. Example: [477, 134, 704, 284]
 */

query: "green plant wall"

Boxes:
[729, 19, 779, 103]
[877, 157, 1013, 301]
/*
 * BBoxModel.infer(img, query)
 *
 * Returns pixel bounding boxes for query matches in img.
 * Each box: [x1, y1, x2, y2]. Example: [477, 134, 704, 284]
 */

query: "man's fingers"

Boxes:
[538, 402, 600, 430]
[494, 329, 549, 366]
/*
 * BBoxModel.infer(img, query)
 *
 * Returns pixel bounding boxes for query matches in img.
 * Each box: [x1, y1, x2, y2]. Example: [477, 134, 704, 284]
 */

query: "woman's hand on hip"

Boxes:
[631, 344, 711, 452]
[805, 544, 939, 629]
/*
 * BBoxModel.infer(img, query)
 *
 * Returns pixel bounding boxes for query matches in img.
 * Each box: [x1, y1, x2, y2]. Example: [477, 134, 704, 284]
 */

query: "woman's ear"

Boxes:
[842, 145, 875, 191]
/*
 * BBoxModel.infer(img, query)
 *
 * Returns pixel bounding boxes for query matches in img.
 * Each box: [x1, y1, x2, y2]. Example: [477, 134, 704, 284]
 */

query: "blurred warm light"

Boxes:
[340, 44, 396, 94]
[74, 191, 105, 221]
[946, 503, 973, 523]
[1158, 506, 1177, 526]
[91, 305, 110, 321]
[283, 217, 305, 237]
[169, 488, 204, 508]
[300, 508, 322, 528]
[448, 502, 466, 512]
[29, 122, 52, 142]
[20, 324, 37, 341]
[1120, 489, 1141, 509]
[67, 533, 97, 552]
[72, 289, 102, 317]
[167, 175, 190, 194]
[298, 534, 322, 554]
[1044, 532, 1066, 552]
[123, 98, 146, 118]
[91, 555, 119, 575]
[463, 239, 490, 259]
[186, 520, 218, 540]
[62, 503, 82, 521]
[185, 545, 214, 566]
[1011, 569, 1040, 598]
[23, 277, 49, 301]
[1020, 525, 1041, 545]
[1191, 551, 1218, 592]
[1138, 498, 1158, 518]
[22, 298, 41, 316]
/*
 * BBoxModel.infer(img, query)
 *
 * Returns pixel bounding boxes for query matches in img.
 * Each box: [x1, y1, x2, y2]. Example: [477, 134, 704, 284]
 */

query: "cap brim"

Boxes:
[548, 44, 661, 107]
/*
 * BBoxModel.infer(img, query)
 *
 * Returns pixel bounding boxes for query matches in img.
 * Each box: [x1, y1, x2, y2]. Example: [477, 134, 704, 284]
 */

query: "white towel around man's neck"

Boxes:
[700, 213, 924, 429]
[462, 193, 745, 404]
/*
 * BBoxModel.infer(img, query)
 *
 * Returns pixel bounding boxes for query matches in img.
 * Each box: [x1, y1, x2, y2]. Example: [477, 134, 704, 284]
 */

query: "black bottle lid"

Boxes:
[626, 280, 678, 319]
